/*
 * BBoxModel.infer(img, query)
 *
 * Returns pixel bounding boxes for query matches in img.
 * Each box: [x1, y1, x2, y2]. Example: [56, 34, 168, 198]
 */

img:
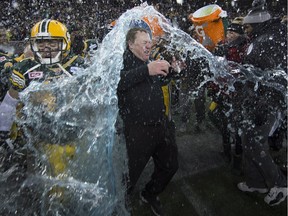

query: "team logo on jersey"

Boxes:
[0, 56, 7, 62]
[28, 71, 44, 79]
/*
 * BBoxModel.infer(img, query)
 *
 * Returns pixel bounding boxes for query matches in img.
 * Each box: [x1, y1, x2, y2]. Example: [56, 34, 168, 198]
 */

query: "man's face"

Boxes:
[36, 39, 62, 58]
[129, 31, 152, 62]
[226, 30, 240, 43]
[243, 24, 253, 36]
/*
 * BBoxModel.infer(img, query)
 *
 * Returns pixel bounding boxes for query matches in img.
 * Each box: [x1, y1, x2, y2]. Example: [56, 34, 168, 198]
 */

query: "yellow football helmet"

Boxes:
[30, 19, 71, 65]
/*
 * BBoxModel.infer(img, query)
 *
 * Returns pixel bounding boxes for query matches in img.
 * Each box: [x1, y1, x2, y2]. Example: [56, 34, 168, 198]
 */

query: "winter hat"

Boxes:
[227, 17, 244, 34]
[227, 23, 243, 34]
[243, 4, 271, 24]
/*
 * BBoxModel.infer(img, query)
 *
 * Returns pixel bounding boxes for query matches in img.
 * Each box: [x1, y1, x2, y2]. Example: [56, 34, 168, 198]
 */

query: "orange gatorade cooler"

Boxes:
[189, 4, 228, 51]
[143, 16, 165, 38]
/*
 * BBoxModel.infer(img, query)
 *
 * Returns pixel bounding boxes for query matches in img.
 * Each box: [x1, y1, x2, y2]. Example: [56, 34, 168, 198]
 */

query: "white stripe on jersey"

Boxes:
[11, 73, 25, 88]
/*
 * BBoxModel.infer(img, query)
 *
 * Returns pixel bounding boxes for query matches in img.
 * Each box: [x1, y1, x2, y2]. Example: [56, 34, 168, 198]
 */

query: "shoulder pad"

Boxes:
[13, 58, 39, 73]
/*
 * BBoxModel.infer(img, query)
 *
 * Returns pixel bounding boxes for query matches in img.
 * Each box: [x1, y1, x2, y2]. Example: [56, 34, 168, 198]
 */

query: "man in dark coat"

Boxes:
[243, 15, 287, 70]
[235, 2, 287, 206]
[117, 27, 178, 216]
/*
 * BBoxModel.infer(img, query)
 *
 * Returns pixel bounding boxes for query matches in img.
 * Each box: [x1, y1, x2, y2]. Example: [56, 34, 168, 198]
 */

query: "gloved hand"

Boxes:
[10, 69, 26, 91]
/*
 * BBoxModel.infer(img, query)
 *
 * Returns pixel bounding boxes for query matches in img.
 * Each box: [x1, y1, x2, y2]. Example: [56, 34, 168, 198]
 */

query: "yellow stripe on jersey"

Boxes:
[50, 55, 79, 73]
[151, 47, 161, 60]
[63, 55, 78, 69]
[209, 101, 218, 112]
[162, 85, 169, 116]
[14, 54, 25, 62]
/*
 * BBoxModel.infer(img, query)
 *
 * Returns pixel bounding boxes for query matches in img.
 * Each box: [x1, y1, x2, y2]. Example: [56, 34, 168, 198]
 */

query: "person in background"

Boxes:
[83, 38, 98, 63]
[0, 23, 15, 56]
[13, 38, 35, 62]
[209, 17, 248, 173]
[117, 27, 178, 216]
[0, 39, 34, 161]
[0, 35, 33, 103]
[70, 25, 86, 56]
[0, 24, 14, 101]
[178, 23, 208, 134]
[241, 3, 287, 155]
[181, 5, 230, 134]
[234, 1, 287, 206]
[214, 17, 248, 63]
[178, 55, 209, 133]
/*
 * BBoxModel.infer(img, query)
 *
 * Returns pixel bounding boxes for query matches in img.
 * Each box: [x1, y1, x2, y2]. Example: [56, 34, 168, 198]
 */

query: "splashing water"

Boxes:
[1, 4, 287, 216]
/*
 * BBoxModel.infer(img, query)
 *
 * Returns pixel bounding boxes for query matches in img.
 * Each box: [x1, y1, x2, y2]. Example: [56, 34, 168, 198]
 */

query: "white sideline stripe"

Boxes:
[180, 180, 214, 216]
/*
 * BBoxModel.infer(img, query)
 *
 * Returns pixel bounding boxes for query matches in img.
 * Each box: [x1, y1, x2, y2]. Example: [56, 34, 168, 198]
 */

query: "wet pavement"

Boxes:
[130, 114, 287, 216]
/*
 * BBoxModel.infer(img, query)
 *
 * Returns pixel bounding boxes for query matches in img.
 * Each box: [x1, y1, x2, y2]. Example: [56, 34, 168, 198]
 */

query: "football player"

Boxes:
[0, 19, 85, 179]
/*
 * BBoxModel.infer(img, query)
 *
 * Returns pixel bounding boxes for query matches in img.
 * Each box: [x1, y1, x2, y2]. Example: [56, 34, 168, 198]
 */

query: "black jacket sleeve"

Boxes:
[118, 64, 149, 91]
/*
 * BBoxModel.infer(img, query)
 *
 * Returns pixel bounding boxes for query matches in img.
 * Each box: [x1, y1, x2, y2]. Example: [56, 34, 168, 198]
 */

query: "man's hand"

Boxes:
[10, 69, 26, 91]
[147, 60, 171, 76]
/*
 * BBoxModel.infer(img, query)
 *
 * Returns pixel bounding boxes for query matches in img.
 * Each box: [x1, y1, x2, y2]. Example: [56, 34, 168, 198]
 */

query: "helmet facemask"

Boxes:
[31, 37, 67, 65]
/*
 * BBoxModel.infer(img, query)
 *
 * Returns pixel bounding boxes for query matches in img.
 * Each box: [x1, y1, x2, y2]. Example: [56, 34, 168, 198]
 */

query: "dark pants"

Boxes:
[268, 115, 287, 151]
[241, 112, 286, 189]
[208, 106, 242, 161]
[181, 85, 206, 124]
[123, 119, 178, 195]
